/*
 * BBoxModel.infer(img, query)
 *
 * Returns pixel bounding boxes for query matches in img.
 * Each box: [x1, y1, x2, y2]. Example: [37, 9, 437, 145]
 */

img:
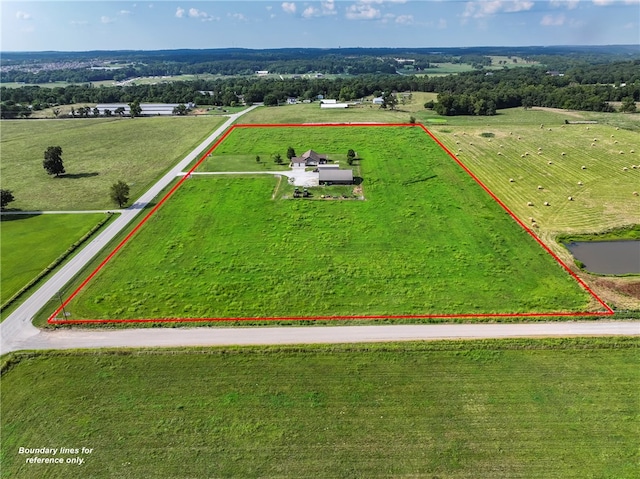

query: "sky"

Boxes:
[1, 0, 639, 52]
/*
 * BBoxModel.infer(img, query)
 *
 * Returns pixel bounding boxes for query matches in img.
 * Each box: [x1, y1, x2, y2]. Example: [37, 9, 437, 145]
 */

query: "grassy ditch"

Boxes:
[1, 338, 638, 479]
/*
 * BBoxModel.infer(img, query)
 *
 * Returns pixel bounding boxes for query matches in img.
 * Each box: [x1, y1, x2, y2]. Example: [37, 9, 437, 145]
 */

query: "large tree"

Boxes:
[128, 100, 142, 118]
[110, 180, 130, 208]
[0, 189, 15, 210]
[381, 91, 398, 110]
[43, 146, 65, 177]
[286, 146, 296, 160]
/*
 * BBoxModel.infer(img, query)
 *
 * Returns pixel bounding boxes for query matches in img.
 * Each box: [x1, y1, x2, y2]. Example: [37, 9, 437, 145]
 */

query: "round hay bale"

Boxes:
[544, 201, 550, 206]
[538, 151, 543, 155]
[593, 138, 597, 142]
[581, 165, 587, 169]
[499, 144, 504, 148]
[527, 201, 534, 206]
[614, 140, 618, 144]
[568, 196, 573, 201]
[548, 128, 552, 131]
[561, 152, 566, 156]
[529, 217, 535, 222]
[533, 222, 539, 228]
[616, 127, 620, 130]
[548, 161, 553, 165]
[620, 151, 624, 154]
[537, 185, 543, 190]
[469, 142, 474, 145]
[586, 126, 590, 130]
[578, 181, 583, 186]
[497, 152, 503, 155]
[591, 143, 596, 147]
[538, 147, 542, 151]
[611, 134, 614, 138]
[623, 167, 629, 171]
[630, 149, 635, 153]
[456, 141, 460, 144]
[521, 154, 525, 158]
[517, 136, 522, 140]
[509, 178, 515, 183]
[633, 192, 638, 196]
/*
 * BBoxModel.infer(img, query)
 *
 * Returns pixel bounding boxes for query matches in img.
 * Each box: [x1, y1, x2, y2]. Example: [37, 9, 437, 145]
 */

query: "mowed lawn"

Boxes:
[430, 108, 640, 235]
[1, 339, 638, 479]
[1, 214, 106, 303]
[66, 126, 591, 320]
[0, 116, 223, 211]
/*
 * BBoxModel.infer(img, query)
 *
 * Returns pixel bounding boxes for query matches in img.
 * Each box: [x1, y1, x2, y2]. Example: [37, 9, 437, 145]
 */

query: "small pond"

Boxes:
[565, 240, 640, 275]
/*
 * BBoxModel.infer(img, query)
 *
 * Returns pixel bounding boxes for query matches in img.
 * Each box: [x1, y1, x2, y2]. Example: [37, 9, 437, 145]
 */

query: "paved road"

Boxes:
[0, 105, 261, 354]
[4, 321, 639, 353]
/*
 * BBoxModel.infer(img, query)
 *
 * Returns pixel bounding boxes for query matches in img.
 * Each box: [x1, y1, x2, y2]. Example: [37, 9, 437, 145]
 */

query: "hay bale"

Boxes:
[620, 151, 624, 154]
[581, 165, 587, 169]
[521, 154, 525, 158]
[544, 201, 550, 206]
[614, 140, 618, 144]
[568, 196, 573, 201]
[497, 152, 503, 156]
[509, 178, 515, 183]
[630, 149, 635, 153]
[578, 181, 583, 186]
[633, 191, 638, 196]
[623, 167, 629, 171]
[527, 201, 534, 206]
[561, 152, 566, 156]
[456, 141, 460, 144]
[537, 185, 543, 190]
[616, 127, 620, 130]
[469, 142, 474, 145]
[529, 217, 535, 223]
[538, 151, 542, 155]
[591, 143, 596, 147]
[548, 128, 552, 131]
[538, 147, 542, 151]
[548, 161, 553, 165]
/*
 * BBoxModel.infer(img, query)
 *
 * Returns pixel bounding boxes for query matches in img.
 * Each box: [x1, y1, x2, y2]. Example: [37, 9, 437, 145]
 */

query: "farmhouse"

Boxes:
[291, 150, 328, 167]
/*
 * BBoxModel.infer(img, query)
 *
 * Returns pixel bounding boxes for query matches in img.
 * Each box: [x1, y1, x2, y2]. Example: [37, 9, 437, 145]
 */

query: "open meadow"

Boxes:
[0, 214, 107, 309]
[1, 338, 637, 479]
[60, 125, 593, 322]
[0, 116, 224, 211]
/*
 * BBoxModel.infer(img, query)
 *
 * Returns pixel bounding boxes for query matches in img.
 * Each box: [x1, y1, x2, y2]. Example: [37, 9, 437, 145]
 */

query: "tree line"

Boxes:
[1, 61, 638, 118]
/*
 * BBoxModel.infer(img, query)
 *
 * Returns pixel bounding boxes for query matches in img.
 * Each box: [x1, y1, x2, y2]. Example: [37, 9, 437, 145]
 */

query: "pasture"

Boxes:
[430, 108, 640, 235]
[1, 339, 637, 479]
[62, 125, 592, 321]
[0, 116, 224, 211]
[0, 214, 106, 311]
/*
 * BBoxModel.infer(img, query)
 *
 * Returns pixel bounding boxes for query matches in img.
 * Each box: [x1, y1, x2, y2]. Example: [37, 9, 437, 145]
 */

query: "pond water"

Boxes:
[565, 240, 640, 275]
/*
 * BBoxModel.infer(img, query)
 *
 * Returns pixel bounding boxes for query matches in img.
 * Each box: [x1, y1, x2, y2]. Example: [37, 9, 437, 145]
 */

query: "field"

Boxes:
[0, 116, 224, 211]
[60, 125, 593, 321]
[429, 108, 640, 238]
[1, 338, 638, 479]
[0, 214, 106, 306]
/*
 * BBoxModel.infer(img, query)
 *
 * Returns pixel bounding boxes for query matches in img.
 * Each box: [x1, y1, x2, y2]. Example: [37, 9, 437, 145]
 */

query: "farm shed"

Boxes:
[96, 103, 194, 116]
[319, 169, 354, 184]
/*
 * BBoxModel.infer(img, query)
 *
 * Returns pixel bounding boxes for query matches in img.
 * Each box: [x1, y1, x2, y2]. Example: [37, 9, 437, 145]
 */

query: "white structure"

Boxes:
[372, 97, 384, 105]
[286, 97, 297, 105]
[255, 70, 269, 76]
[321, 99, 337, 104]
[96, 103, 195, 116]
[320, 103, 349, 109]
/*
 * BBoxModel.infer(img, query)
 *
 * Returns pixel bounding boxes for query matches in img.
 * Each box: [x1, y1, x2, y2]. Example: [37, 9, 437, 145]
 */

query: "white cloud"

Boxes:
[463, 1, 534, 19]
[541, 13, 566, 26]
[346, 3, 381, 20]
[188, 7, 217, 21]
[395, 14, 414, 24]
[16, 11, 31, 20]
[592, 0, 613, 4]
[229, 12, 247, 21]
[282, 2, 297, 14]
[302, 1, 337, 18]
[101, 16, 115, 24]
[70, 20, 89, 26]
[119, 10, 132, 15]
[550, 0, 580, 9]
[175, 7, 185, 18]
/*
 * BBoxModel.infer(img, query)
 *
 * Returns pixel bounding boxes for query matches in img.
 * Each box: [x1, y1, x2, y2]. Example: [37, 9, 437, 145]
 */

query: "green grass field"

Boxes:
[0, 116, 224, 211]
[0, 214, 106, 305]
[430, 108, 640, 236]
[1, 339, 637, 479]
[63, 126, 591, 321]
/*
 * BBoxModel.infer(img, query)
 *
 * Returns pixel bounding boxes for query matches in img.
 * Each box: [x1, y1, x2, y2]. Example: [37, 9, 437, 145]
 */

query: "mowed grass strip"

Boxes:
[66, 126, 590, 320]
[431, 108, 640, 235]
[0, 116, 224, 211]
[0, 214, 106, 303]
[1, 339, 638, 479]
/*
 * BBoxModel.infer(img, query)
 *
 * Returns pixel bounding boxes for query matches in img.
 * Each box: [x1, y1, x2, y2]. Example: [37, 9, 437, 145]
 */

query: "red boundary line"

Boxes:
[49, 123, 613, 324]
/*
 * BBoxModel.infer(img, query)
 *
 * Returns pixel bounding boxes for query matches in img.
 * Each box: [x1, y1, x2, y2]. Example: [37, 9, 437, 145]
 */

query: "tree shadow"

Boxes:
[353, 176, 364, 186]
[0, 212, 43, 222]
[60, 172, 100, 179]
